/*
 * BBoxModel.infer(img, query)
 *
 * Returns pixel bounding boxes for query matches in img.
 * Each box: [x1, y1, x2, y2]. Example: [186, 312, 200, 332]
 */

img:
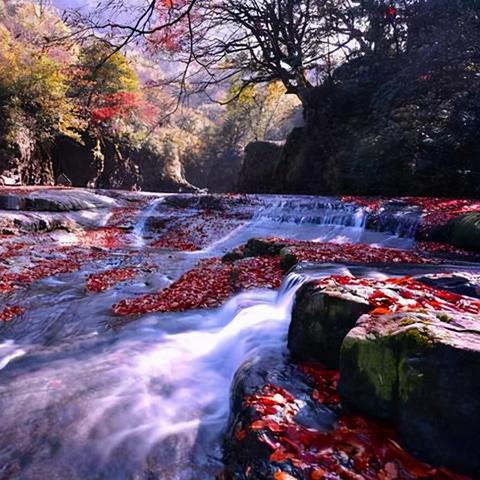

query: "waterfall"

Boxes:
[131, 196, 167, 247]
[252, 196, 368, 228]
[0, 272, 308, 479]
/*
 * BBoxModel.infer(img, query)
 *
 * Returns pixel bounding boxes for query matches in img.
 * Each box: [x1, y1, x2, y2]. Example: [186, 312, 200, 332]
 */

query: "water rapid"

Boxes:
[0, 193, 436, 479]
[0, 271, 307, 479]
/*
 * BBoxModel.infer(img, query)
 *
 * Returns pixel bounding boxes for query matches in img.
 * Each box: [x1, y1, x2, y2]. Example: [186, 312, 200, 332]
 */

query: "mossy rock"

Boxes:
[448, 211, 480, 251]
[288, 281, 370, 368]
[338, 311, 480, 476]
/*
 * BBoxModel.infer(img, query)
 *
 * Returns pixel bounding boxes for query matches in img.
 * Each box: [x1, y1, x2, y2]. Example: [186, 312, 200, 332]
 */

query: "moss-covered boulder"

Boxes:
[339, 311, 480, 475]
[288, 281, 370, 368]
[447, 212, 480, 252]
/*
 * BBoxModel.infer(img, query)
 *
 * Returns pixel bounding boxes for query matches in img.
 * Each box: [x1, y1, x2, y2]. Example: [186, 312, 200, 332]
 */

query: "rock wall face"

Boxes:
[1, 130, 197, 192]
[237, 141, 283, 193]
[289, 275, 480, 476]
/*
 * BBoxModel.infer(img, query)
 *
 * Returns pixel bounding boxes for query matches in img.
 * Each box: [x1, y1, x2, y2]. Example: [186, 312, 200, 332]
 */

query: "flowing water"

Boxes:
[0, 193, 452, 479]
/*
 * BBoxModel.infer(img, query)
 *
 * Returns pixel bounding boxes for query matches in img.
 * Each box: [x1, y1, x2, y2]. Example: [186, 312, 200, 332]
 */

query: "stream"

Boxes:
[0, 193, 468, 479]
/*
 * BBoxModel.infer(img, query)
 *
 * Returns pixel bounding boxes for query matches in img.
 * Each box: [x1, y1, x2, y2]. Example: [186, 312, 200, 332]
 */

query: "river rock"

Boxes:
[288, 280, 370, 368]
[237, 141, 283, 193]
[338, 311, 480, 476]
[0, 189, 116, 212]
[447, 212, 480, 252]
[225, 354, 337, 479]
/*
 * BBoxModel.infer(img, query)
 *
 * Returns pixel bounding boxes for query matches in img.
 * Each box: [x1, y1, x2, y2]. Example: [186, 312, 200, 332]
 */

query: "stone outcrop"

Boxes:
[339, 311, 480, 476]
[237, 141, 283, 193]
[239, 4, 480, 197]
[289, 282, 370, 368]
[288, 275, 480, 475]
[1, 129, 199, 193]
[447, 212, 480, 252]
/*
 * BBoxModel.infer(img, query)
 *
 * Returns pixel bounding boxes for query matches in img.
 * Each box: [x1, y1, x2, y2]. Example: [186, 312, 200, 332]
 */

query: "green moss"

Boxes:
[437, 313, 452, 323]
[398, 356, 424, 402]
[342, 335, 397, 402]
[398, 326, 435, 349]
[398, 317, 417, 327]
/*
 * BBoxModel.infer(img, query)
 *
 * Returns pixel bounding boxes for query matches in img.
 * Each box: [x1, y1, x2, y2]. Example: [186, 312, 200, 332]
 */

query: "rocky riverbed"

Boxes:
[0, 187, 479, 479]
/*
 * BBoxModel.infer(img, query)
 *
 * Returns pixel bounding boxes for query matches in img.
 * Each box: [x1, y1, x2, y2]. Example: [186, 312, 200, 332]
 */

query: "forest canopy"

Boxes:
[0, 0, 479, 196]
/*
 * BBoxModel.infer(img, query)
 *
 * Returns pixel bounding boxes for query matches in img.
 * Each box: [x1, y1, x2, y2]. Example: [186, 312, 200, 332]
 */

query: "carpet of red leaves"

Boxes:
[0, 259, 80, 294]
[314, 275, 480, 316]
[112, 256, 285, 316]
[284, 241, 436, 265]
[0, 305, 25, 322]
[86, 267, 138, 293]
[79, 227, 126, 249]
[112, 239, 440, 316]
[236, 363, 470, 480]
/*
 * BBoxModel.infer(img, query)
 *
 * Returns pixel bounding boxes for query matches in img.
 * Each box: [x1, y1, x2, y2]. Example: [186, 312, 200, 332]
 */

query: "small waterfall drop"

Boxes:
[0, 272, 308, 479]
[253, 196, 368, 228]
[131, 196, 167, 247]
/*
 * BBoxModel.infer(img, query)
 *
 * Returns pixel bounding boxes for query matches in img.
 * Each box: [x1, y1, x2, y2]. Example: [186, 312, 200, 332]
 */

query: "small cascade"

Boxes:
[365, 203, 422, 239]
[131, 196, 166, 247]
[253, 197, 367, 228]
[0, 271, 308, 479]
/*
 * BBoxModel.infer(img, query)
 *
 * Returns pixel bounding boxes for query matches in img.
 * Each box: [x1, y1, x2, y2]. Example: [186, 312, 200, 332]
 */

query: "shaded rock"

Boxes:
[279, 247, 299, 270]
[244, 238, 288, 257]
[271, 127, 308, 193]
[225, 354, 337, 479]
[222, 238, 289, 263]
[288, 280, 370, 368]
[0, 189, 116, 212]
[447, 212, 480, 252]
[56, 174, 72, 187]
[237, 141, 283, 193]
[339, 311, 480, 476]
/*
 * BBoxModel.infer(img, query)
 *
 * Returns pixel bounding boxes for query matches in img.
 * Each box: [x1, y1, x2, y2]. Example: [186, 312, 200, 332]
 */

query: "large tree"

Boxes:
[65, 0, 431, 105]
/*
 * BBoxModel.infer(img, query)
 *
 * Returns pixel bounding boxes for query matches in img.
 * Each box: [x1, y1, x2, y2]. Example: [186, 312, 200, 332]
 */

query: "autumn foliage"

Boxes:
[233, 363, 470, 480]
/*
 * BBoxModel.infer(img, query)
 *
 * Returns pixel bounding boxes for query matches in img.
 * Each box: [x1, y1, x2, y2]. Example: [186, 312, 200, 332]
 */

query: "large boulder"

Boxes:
[288, 281, 370, 368]
[237, 141, 283, 193]
[447, 212, 480, 252]
[339, 311, 480, 476]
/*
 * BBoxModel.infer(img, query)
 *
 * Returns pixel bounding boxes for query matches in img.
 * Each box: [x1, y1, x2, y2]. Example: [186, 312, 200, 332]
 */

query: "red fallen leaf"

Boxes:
[241, 374, 471, 480]
[0, 305, 25, 322]
[86, 267, 138, 293]
[310, 468, 326, 480]
[386, 6, 397, 17]
[273, 472, 298, 480]
[370, 307, 392, 315]
[314, 275, 480, 316]
[80, 227, 126, 249]
[112, 255, 285, 316]
[235, 428, 247, 441]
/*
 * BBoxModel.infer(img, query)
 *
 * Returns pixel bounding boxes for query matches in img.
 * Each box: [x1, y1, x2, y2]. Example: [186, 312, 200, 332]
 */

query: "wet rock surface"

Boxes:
[340, 311, 480, 476]
[289, 283, 371, 368]
[225, 353, 468, 480]
[0, 189, 479, 479]
[287, 273, 480, 476]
